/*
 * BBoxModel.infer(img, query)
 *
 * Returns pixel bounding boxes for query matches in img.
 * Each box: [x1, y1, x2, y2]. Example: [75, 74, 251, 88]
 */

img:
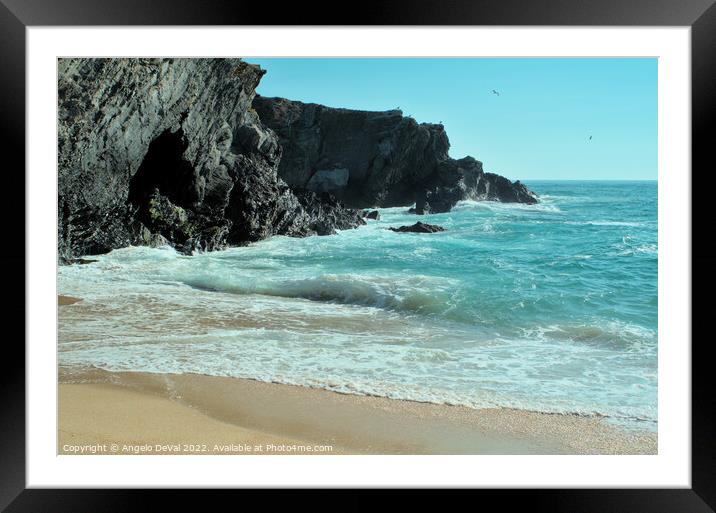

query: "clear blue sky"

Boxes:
[246, 58, 657, 181]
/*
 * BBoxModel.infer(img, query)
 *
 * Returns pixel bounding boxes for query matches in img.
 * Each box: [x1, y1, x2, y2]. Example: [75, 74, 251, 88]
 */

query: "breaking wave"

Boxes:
[182, 273, 459, 316]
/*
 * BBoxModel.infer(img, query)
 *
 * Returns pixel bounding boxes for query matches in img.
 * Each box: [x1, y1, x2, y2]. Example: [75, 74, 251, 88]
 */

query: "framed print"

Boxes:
[2, 0, 715, 510]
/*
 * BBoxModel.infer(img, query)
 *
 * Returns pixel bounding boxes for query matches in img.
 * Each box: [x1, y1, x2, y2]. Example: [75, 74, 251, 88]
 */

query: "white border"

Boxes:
[27, 27, 691, 487]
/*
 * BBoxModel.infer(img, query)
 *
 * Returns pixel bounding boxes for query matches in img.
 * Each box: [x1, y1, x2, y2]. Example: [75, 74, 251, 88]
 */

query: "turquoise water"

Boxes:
[58, 181, 658, 431]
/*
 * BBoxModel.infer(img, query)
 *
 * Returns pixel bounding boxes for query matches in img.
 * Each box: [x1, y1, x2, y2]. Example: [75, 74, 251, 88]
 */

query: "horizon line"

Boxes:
[521, 178, 657, 182]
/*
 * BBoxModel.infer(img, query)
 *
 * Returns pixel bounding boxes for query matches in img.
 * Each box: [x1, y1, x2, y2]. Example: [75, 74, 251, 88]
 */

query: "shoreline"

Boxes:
[59, 367, 657, 455]
[58, 294, 82, 306]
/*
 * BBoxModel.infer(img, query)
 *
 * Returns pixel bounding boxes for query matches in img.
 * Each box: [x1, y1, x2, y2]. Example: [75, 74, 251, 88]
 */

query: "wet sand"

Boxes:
[58, 295, 82, 306]
[58, 368, 657, 455]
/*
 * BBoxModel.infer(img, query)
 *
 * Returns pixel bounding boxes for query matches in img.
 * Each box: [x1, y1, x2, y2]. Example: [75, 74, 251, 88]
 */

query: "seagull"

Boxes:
[492, 89, 500, 96]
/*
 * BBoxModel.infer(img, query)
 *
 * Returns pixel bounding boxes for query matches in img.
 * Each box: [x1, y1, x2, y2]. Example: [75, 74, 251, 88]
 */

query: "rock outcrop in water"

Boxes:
[58, 58, 365, 261]
[253, 96, 538, 213]
[389, 222, 446, 233]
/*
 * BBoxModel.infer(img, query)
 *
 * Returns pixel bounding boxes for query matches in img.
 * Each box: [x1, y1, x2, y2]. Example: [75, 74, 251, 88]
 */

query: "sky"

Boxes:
[246, 58, 657, 181]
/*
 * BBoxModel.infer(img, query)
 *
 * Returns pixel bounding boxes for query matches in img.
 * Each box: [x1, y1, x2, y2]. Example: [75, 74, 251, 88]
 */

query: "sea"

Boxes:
[58, 181, 658, 432]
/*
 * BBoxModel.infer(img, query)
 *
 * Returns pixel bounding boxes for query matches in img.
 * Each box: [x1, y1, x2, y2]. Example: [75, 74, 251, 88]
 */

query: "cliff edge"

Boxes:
[253, 95, 538, 213]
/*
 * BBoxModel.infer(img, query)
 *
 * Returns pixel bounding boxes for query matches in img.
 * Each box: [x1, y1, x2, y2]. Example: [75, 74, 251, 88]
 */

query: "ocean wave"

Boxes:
[452, 199, 562, 213]
[565, 220, 645, 227]
[623, 243, 657, 255]
[182, 273, 459, 316]
[538, 194, 575, 201]
[521, 321, 656, 349]
[610, 240, 658, 257]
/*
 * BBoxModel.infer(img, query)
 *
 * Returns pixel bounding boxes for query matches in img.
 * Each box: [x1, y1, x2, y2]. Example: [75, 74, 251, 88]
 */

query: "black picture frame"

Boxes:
[2, 0, 714, 510]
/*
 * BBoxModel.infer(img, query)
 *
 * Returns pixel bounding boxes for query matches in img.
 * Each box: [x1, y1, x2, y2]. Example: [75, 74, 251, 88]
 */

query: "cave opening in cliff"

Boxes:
[128, 128, 199, 210]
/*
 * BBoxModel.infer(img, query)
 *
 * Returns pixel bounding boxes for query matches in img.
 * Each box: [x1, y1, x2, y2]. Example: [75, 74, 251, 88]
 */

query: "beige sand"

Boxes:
[59, 383, 321, 455]
[58, 368, 657, 455]
[58, 295, 82, 306]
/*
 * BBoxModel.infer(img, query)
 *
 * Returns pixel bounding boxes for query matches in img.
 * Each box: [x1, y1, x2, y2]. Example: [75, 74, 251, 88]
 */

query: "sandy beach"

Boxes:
[58, 295, 82, 306]
[58, 367, 657, 455]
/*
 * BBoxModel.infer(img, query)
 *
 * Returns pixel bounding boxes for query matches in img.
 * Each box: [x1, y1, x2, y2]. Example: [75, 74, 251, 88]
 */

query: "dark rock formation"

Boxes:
[67, 258, 98, 265]
[58, 58, 364, 261]
[408, 194, 432, 215]
[363, 210, 380, 220]
[253, 96, 538, 213]
[389, 222, 446, 233]
[293, 190, 366, 236]
[421, 157, 538, 214]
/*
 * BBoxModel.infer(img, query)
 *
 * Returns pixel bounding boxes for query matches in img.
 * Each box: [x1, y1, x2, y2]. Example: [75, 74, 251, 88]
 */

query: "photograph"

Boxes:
[1, 0, 710, 504]
[57, 56, 658, 456]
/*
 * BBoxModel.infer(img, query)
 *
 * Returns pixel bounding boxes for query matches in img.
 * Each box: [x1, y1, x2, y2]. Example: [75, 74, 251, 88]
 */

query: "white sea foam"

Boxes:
[453, 199, 563, 213]
[565, 220, 645, 227]
[58, 312, 657, 428]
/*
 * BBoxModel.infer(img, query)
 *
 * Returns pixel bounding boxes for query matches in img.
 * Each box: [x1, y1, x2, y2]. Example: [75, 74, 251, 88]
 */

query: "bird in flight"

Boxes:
[492, 89, 500, 96]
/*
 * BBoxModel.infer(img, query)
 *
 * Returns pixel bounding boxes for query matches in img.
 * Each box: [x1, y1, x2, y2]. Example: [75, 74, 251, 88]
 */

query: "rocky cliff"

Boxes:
[253, 96, 538, 213]
[58, 58, 364, 261]
[58, 58, 537, 262]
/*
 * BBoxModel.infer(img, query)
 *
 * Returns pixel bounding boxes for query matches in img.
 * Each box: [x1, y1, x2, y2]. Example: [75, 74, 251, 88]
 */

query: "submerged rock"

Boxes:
[389, 222, 446, 233]
[58, 58, 364, 261]
[253, 96, 538, 212]
[65, 258, 98, 265]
